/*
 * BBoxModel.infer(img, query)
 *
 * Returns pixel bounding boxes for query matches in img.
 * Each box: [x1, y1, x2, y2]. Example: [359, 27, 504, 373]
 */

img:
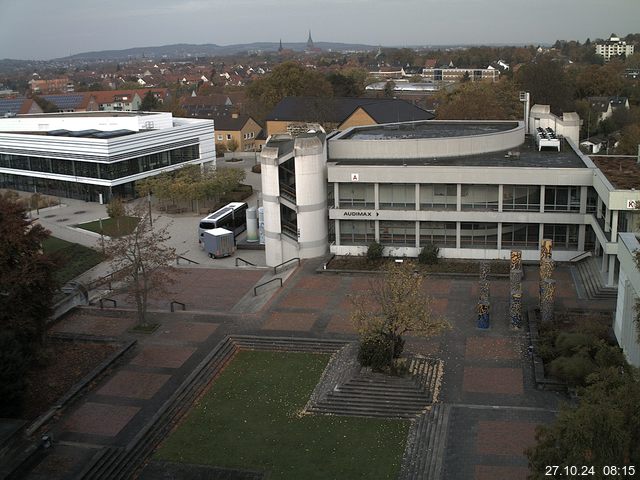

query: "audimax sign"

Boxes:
[342, 210, 379, 217]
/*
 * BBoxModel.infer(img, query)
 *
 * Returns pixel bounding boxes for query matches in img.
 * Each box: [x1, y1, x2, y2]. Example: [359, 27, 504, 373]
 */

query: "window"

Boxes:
[339, 220, 375, 245]
[544, 186, 580, 212]
[502, 185, 540, 211]
[586, 187, 598, 214]
[461, 185, 499, 211]
[379, 184, 415, 209]
[502, 223, 539, 248]
[226, 134, 232, 140]
[419, 222, 456, 247]
[543, 224, 578, 249]
[338, 183, 374, 209]
[460, 223, 498, 248]
[217, 135, 223, 141]
[380, 221, 415, 246]
[420, 184, 456, 210]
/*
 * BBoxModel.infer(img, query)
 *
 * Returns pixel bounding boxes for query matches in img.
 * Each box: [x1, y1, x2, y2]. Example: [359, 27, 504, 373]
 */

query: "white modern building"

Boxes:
[615, 233, 640, 367]
[595, 34, 635, 62]
[0, 111, 215, 202]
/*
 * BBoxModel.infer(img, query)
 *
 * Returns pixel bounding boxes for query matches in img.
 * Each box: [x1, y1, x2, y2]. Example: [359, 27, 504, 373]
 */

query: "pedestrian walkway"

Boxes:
[19, 258, 615, 479]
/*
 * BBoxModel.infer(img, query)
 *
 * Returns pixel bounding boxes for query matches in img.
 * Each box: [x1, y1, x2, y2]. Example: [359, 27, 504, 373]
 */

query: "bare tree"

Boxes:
[105, 204, 177, 326]
[351, 262, 450, 370]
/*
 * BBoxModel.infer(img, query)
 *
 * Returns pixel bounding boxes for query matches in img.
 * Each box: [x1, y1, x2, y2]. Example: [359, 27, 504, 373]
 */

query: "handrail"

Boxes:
[235, 257, 256, 267]
[99, 298, 117, 309]
[569, 251, 592, 263]
[273, 257, 300, 274]
[87, 266, 127, 291]
[176, 255, 200, 265]
[170, 300, 186, 312]
[254, 277, 283, 296]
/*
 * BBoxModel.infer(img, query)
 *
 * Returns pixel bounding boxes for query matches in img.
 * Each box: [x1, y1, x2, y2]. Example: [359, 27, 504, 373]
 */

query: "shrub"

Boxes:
[0, 331, 27, 417]
[358, 333, 405, 372]
[548, 351, 597, 386]
[418, 243, 439, 264]
[366, 241, 384, 261]
[251, 164, 261, 174]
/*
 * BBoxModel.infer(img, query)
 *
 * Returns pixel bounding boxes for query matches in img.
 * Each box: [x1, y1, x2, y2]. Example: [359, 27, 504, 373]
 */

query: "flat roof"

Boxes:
[341, 121, 519, 140]
[15, 111, 157, 119]
[330, 136, 586, 169]
[591, 156, 640, 190]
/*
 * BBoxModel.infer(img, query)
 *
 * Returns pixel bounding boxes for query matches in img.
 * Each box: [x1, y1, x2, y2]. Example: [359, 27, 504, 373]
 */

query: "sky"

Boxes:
[0, 0, 639, 60]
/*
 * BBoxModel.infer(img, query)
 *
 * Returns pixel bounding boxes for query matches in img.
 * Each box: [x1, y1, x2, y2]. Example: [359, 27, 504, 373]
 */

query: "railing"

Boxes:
[235, 257, 256, 267]
[254, 278, 282, 296]
[99, 298, 117, 309]
[273, 257, 300, 275]
[569, 251, 592, 263]
[176, 255, 199, 265]
[281, 221, 298, 240]
[170, 300, 186, 312]
[279, 184, 296, 202]
[87, 267, 127, 291]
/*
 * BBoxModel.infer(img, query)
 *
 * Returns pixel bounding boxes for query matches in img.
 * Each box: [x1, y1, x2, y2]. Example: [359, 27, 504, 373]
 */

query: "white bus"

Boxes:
[198, 202, 248, 244]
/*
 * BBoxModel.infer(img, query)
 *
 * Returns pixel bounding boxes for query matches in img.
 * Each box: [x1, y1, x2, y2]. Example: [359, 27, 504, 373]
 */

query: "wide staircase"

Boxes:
[574, 257, 618, 300]
[306, 356, 441, 419]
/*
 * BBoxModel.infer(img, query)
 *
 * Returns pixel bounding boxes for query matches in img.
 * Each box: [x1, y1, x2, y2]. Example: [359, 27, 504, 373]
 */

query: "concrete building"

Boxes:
[0, 111, 215, 202]
[595, 34, 635, 62]
[615, 233, 640, 367]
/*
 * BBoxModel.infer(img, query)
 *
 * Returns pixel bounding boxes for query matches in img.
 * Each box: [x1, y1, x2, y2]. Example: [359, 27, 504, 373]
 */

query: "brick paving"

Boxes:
[63, 403, 140, 437]
[97, 371, 171, 400]
[463, 367, 524, 395]
[27, 262, 613, 479]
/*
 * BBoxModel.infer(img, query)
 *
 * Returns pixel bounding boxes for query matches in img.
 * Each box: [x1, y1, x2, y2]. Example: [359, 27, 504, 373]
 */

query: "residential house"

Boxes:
[588, 96, 630, 123]
[595, 34, 635, 62]
[214, 112, 263, 152]
[265, 96, 435, 137]
[180, 94, 234, 118]
[29, 77, 74, 94]
[0, 97, 43, 116]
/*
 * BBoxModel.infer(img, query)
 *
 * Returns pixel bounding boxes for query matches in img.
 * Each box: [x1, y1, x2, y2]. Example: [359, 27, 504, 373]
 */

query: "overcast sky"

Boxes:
[0, 0, 639, 60]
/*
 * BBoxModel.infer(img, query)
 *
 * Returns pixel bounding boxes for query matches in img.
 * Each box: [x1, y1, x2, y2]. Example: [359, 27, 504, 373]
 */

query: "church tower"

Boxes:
[306, 30, 314, 50]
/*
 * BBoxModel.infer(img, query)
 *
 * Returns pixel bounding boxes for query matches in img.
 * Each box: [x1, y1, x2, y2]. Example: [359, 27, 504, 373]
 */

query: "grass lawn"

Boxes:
[75, 216, 139, 237]
[42, 237, 105, 284]
[156, 350, 409, 480]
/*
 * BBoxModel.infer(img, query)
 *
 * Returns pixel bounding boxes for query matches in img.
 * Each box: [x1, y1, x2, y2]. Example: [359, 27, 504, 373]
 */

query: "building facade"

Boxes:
[0, 111, 215, 202]
[595, 34, 635, 61]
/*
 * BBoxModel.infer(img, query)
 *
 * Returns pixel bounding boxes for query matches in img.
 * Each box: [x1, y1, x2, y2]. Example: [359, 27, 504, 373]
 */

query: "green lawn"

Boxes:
[42, 237, 105, 284]
[156, 350, 409, 480]
[75, 216, 139, 237]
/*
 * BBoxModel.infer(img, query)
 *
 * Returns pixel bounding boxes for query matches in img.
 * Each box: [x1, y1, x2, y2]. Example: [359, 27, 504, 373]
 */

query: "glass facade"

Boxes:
[543, 224, 579, 249]
[502, 185, 541, 211]
[0, 144, 199, 181]
[339, 220, 375, 245]
[460, 222, 499, 248]
[502, 223, 539, 248]
[338, 183, 374, 209]
[419, 221, 456, 247]
[461, 185, 499, 211]
[420, 184, 457, 210]
[379, 184, 415, 210]
[544, 186, 580, 212]
[380, 221, 415, 245]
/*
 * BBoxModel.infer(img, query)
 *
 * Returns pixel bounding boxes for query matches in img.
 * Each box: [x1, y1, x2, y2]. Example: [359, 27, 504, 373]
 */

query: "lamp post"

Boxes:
[148, 191, 153, 227]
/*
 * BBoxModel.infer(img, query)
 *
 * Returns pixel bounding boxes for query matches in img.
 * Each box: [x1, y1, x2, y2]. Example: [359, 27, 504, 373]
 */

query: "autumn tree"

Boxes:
[107, 196, 125, 233]
[616, 124, 640, 155]
[226, 138, 239, 152]
[105, 204, 176, 327]
[436, 80, 522, 120]
[515, 58, 575, 113]
[246, 61, 333, 121]
[0, 194, 56, 356]
[350, 262, 450, 371]
[526, 368, 640, 479]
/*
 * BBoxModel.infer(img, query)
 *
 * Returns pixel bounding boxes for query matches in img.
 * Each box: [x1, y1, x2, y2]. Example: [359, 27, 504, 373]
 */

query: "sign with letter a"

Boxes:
[351, 173, 359, 182]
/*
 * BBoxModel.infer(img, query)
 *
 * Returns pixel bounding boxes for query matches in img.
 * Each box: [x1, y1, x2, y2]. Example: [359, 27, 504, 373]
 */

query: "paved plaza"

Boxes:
[20, 217, 616, 479]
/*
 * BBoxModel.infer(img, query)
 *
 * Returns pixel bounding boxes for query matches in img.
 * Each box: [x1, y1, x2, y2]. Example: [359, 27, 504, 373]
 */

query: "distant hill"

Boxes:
[57, 42, 378, 61]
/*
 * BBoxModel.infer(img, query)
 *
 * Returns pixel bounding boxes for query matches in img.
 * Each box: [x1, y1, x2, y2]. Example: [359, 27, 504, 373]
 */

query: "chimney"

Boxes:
[232, 112, 239, 119]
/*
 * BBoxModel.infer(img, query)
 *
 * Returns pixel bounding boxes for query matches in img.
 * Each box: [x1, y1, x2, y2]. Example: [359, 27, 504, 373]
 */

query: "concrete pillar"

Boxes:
[539, 185, 545, 213]
[334, 220, 341, 246]
[611, 210, 619, 240]
[456, 222, 461, 249]
[538, 223, 545, 247]
[578, 224, 586, 251]
[333, 183, 339, 208]
[497, 223, 503, 251]
[579, 186, 588, 214]
[456, 184, 462, 211]
[605, 207, 610, 233]
[498, 184, 504, 213]
[597, 197, 603, 219]
[260, 145, 284, 267]
[602, 252, 608, 274]
[415, 184, 420, 211]
[375, 220, 380, 242]
[415, 221, 420, 248]
[374, 183, 379, 210]
[608, 254, 616, 287]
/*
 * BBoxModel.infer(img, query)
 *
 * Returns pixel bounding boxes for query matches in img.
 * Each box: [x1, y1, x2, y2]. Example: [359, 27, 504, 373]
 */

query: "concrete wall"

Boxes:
[615, 233, 640, 367]
[528, 105, 581, 146]
[259, 145, 284, 267]
[330, 122, 524, 159]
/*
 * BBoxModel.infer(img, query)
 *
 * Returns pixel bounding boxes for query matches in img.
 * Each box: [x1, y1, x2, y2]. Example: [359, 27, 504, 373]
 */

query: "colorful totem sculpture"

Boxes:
[539, 239, 555, 321]
[510, 250, 523, 328]
[477, 261, 490, 328]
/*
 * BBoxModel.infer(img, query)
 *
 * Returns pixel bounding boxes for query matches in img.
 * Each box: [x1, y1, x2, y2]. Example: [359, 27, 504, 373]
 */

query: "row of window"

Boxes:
[0, 145, 199, 181]
[336, 183, 588, 212]
[338, 220, 579, 249]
